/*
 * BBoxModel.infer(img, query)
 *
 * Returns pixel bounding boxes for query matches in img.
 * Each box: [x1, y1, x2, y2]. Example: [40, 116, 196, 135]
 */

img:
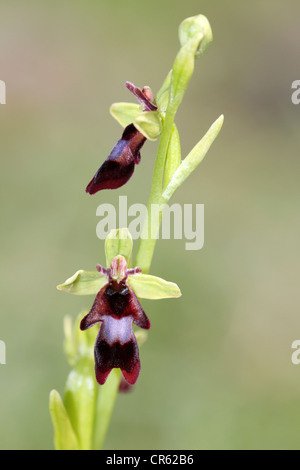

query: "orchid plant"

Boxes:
[50, 14, 223, 450]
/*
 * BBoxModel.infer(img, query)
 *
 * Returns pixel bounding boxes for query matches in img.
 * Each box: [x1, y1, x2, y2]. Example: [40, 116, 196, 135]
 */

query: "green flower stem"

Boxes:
[92, 369, 122, 450]
[135, 109, 176, 273]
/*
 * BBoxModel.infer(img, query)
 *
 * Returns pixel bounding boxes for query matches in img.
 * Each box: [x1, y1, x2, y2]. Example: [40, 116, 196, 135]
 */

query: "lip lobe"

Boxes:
[86, 124, 146, 194]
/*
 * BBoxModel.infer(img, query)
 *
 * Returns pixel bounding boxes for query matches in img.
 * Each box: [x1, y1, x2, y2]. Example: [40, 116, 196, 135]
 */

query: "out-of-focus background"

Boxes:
[0, 0, 300, 450]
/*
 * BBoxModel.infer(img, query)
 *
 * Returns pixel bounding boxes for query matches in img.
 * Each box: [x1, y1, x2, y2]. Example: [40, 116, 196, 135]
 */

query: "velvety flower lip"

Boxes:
[80, 256, 150, 385]
[85, 83, 157, 195]
[85, 124, 146, 194]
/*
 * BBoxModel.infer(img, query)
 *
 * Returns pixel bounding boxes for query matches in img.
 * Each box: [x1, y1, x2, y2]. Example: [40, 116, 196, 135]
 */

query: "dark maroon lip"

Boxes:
[85, 82, 156, 195]
[80, 277, 150, 386]
[85, 124, 146, 194]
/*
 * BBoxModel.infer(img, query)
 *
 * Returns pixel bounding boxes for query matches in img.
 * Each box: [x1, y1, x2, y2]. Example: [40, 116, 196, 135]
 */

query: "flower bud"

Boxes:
[178, 14, 213, 58]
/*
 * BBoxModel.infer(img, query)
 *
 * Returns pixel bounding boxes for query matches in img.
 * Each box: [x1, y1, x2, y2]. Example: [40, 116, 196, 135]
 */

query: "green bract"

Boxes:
[49, 390, 79, 451]
[162, 114, 224, 202]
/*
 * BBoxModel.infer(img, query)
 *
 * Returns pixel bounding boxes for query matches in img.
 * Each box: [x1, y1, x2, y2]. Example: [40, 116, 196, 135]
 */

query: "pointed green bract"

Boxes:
[49, 390, 79, 451]
[57, 270, 107, 296]
[110, 102, 141, 128]
[133, 111, 162, 141]
[105, 228, 133, 267]
[162, 115, 224, 202]
[127, 273, 181, 300]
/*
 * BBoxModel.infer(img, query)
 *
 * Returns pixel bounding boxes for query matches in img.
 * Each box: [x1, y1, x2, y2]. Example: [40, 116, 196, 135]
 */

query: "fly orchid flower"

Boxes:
[86, 82, 161, 195]
[80, 256, 151, 385]
[57, 229, 181, 386]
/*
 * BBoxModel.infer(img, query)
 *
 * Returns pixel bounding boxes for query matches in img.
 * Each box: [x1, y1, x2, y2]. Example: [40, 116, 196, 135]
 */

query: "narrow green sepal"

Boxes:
[57, 270, 107, 296]
[133, 111, 162, 141]
[110, 102, 141, 128]
[127, 273, 182, 300]
[105, 228, 133, 267]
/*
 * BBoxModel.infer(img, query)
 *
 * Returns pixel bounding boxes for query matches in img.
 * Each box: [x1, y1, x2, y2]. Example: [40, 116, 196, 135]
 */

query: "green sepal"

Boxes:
[57, 270, 107, 296]
[110, 102, 141, 128]
[133, 111, 162, 141]
[105, 228, 133, 267]
[127, 273, 182, 300]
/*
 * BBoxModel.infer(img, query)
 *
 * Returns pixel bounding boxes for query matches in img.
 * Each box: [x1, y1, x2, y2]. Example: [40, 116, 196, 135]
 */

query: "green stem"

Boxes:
[92, 369, 122, 450]
[135, 109, 175, 273]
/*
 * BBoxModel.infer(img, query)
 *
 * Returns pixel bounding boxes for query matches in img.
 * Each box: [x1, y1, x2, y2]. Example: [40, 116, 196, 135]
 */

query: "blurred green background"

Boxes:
[1, 0, 300, 450]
